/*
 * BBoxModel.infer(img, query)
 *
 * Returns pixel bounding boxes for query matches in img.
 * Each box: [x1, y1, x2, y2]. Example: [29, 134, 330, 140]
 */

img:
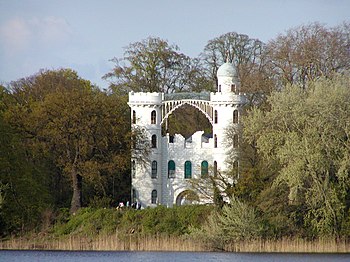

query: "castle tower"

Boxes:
[128, 92, 163, 207]
[210, 61, 242, 175]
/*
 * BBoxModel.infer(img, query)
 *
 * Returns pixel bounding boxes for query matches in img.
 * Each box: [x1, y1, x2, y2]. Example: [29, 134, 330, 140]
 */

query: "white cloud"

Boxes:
[0, 16, 72, 55]
[0, 17, 31, 53]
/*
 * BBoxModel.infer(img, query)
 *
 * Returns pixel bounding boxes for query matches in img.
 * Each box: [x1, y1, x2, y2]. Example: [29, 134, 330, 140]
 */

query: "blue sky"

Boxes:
[0, 0, 349, 89]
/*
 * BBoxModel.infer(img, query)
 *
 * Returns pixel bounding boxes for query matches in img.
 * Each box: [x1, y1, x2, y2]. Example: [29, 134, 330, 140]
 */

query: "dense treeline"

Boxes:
[0, 22, 349, 242]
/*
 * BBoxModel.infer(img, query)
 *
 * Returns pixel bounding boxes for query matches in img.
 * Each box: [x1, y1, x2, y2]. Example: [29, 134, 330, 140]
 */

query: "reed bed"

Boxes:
[225, 237, 350, 253]
[0, 234, 205, 252]
[1, 235, 349, 253]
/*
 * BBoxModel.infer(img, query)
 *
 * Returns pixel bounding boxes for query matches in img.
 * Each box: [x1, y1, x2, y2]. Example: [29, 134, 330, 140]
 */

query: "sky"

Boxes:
[0, 0, 349, 89]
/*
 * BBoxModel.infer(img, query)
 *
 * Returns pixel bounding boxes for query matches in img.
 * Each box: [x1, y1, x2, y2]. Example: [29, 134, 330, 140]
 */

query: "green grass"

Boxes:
[52, 205, 212, 238]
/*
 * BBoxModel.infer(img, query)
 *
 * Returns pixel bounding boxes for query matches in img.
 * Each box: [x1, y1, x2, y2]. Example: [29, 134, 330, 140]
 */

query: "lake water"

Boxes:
[1, 250, 350, 262]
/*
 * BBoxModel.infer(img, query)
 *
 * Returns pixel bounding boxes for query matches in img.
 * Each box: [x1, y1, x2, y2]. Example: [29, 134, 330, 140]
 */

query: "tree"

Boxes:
[104, 37, 210, 94]
[266, 22, 350, 89]
[243, 75, 350, 236]
[6, 69, 136, 214]
[191, 196, 262, 249]
[201, 32, 273, 104]
[0, 86, 53, 234]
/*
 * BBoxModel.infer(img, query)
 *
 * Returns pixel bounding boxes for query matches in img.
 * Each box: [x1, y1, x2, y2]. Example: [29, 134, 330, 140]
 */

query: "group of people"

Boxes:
[116, 201, 141, 210]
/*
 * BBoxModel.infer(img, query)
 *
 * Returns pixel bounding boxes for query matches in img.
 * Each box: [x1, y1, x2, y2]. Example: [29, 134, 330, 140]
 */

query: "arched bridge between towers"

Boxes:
[161, 99, 213, 125]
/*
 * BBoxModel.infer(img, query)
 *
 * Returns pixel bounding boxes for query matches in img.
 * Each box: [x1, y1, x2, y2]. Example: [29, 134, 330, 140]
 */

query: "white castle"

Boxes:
[128, 61, 246, 207]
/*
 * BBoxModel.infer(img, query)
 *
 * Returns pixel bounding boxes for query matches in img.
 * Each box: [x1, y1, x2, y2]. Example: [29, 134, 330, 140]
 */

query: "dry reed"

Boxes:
[0, 234, 205, 252]
[1, 235, 349, 253]
[225, 237, 350, 253]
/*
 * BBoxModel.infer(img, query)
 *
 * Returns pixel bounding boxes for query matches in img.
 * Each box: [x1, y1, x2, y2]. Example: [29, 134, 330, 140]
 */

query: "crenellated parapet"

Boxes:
[128, 92, 164, 107]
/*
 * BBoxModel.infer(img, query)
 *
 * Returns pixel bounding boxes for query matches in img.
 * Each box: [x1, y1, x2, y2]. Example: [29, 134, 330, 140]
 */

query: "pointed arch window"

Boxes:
[151, 160, 157, 178]
[233, 160, 239, 176]
[168, 160, 175, 178]
[132, 110, 136, 124]
[214, 110, 218, 124]
[233, 134, 239, 148]
[214, 161, 218, 177]
[184, 161, 192, 179]
[151, 134, 157, 148]
[231, 84, 236, 93]
[151, 110, 156, 124]
[201, 160, 209, 177]
[214, 134, 218, 148]
[132, 160, 136, 178]
[233, 110, 239, 124]
[218, 84, 221, 92]
[151, 190, 157, 204]
[132, 188, 137, 203]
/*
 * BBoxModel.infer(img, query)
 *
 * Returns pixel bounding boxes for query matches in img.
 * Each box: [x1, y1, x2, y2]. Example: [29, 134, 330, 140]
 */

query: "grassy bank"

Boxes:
[1, 206, 350, 252]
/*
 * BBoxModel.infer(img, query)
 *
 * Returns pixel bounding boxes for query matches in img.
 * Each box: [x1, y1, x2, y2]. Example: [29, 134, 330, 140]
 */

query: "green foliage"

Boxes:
[243, 75, 350, 237]
[53, 208, 122, 236]
[191, 197, 263, 250]
[119, 205, 211, 236]
[52, 205, 211, 238]
[5, 69, 136, 214]
[0, 86, 53, 235]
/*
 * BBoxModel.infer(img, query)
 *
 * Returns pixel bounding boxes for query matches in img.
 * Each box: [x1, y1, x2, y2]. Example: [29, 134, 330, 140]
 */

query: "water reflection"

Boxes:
[0, 250, 350, 262]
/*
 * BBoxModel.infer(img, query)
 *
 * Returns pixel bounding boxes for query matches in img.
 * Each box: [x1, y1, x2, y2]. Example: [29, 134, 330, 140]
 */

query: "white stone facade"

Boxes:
[128, 62, 246, 207]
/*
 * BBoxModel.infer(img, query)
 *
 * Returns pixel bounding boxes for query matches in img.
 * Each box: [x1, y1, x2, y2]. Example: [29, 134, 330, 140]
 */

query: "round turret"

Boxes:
[216, 62, 239, 93]
[217, 62, 237, 78]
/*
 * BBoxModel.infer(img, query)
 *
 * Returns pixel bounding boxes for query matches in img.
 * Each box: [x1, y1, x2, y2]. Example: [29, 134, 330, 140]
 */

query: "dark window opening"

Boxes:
[233, 110, 239, 124]
[151, 110, 156, 124]
[168, 160, 175, 178]
[214, 110, 218, 124]
[151, 160, 157, 178]
[151, 134, 157, 148]
[132, 160, 136, 178]
[233, 134, 239, 148]
[231, 84, 236, 93]
[132, 110, 136, 124]
[151, 190, 157, 204]
[201, 160, 209, 177]
[184, 161, 192, 179]
[214, 161, 218, 176]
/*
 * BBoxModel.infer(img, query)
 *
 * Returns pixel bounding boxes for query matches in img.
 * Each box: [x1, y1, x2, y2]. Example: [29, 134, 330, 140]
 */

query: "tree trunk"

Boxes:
[70, 171, 82, 214]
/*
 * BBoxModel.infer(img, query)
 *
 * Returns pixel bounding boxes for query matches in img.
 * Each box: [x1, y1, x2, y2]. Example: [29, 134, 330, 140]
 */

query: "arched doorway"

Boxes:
[175, 190, 199, 206]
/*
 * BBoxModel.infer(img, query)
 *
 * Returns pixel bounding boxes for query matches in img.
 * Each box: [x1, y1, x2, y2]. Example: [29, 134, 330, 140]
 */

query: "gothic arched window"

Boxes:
[201, 160, 209, 177]
[151, 134, 157, 148]
[233, 110, 239, 124]
[184, 161, 192, 179]
[231, 84, 236, 93]
[151, 190, 157, 204]
[214, 134, 218, 148]
[233, 134, 239, 148]
[214, 161, 218, 177]
[151, 160, 157, 178]
[214, 110, 218, 124]
[151, 110, 156, 124]
[132, 160, 136, 178]
[168, 160, 175, 178]
[132, 110, 136, 124]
